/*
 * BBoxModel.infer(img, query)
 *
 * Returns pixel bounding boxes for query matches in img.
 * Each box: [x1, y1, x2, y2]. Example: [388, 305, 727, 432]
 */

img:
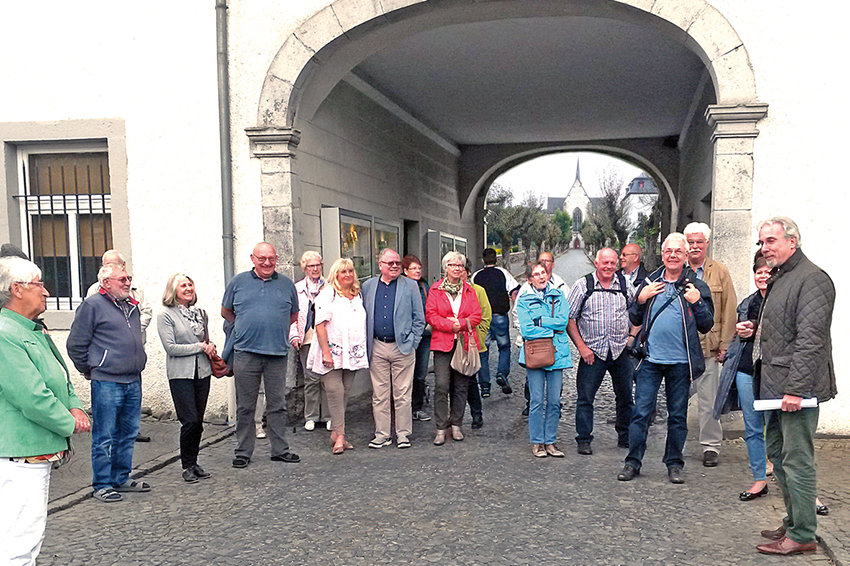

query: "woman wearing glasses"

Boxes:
[426, 251, 482, 445]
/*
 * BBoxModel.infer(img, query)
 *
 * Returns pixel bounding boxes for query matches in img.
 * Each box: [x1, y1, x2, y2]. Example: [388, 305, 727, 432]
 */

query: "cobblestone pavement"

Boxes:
[38, 250, 846, 565]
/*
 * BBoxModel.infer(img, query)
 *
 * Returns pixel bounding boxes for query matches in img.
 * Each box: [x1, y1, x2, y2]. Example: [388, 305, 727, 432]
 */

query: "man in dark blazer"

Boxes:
[619, 243, 649, 287]
[362, 248, 426, 449]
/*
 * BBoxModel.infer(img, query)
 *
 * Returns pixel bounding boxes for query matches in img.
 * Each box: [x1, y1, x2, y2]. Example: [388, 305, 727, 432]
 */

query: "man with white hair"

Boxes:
[749, 217, 835, 556]
[618, 233, 714, 484]
[682, 222, 737, 468]
[67, 263, 149, 502]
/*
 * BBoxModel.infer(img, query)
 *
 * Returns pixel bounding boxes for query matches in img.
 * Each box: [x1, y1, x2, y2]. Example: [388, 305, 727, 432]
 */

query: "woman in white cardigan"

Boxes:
[157, 273, 216, 483]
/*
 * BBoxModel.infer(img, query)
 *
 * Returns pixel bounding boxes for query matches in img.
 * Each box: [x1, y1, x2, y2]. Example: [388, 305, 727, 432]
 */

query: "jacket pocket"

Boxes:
[770, 354, 792, 368]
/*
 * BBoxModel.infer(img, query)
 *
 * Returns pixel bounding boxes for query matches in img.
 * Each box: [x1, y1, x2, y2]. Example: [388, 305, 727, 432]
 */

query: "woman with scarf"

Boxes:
[516, 261, 571, 458]
[157, 273, 216, 483]
[426, 251, 482, 445]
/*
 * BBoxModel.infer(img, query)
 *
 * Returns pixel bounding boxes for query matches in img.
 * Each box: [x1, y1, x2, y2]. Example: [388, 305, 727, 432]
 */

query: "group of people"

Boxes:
[0, 213, 836, 563]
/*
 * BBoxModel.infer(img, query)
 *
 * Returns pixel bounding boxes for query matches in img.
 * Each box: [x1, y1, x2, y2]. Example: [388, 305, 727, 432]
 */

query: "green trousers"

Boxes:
[765, 407, 819, 544]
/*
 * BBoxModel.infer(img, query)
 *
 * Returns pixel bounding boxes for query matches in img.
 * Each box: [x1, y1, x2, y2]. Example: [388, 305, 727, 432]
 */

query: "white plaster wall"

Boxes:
[710, 2, 850, 433]
[0, 2, 230, 417]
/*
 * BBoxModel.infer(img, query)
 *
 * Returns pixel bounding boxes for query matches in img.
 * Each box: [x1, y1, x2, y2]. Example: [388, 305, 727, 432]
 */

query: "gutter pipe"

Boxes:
[216, 0, 235, 285]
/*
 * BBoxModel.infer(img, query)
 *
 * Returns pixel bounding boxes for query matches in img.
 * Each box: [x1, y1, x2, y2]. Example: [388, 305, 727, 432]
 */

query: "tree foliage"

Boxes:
[581, 167, 632, 256]
[553, 210, 573, 243]
[485, 183, 525, 267]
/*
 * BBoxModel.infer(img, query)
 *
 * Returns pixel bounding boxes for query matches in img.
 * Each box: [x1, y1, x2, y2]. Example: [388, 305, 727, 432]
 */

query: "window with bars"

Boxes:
[16, 149, 112, 310]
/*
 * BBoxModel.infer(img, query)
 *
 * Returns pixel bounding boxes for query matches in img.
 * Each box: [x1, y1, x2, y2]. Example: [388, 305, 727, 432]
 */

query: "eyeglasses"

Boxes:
[620, 252, 638, 257]
[15, 280, 45, 288]
[662, 249, 685, 257]
[305, 263, 323, 269]
[446, 263, 465, 269]
[381, 261, 402, 267]
[108, 276, 133, 284]
[253, 256, 277, 265]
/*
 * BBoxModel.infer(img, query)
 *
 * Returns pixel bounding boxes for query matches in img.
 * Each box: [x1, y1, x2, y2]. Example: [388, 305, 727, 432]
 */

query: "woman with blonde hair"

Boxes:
[307, 258, 368, 454]
[157, 273, 216, 482]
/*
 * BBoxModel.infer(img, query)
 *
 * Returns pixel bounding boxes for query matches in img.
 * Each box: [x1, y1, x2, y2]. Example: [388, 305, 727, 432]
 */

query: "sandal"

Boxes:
[93, 487, 123, 502]
[232, 456, 250, 469]
[270, 452, 300, 463]
[114, 480, 151, 493]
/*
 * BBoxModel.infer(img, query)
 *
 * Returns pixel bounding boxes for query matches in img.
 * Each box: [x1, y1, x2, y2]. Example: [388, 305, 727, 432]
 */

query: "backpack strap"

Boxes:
[576, 272, 631, 318]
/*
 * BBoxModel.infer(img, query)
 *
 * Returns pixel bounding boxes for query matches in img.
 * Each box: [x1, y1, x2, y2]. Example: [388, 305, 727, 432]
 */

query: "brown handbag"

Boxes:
[523, 296, 557, 369]
[207, 351, 231, 378]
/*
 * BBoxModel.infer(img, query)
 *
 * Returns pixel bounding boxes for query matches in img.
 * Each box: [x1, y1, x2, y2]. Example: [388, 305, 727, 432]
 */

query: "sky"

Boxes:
[492, 151, 646, 201]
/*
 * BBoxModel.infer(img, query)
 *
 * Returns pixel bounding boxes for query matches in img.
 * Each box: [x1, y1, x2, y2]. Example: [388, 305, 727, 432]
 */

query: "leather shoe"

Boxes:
[532, 444, 548, 458]
[739, 485, 768, 501]
[702, 450, 719, 467]
[577, 443, 592, 455]
[617, 464, 639, 481]
[544, 444, 565, 458]
[471, 417, 483, 429]
[756, 537, 817, 555]
[760, 526, 786, 540]
[668, 467, 684, 484]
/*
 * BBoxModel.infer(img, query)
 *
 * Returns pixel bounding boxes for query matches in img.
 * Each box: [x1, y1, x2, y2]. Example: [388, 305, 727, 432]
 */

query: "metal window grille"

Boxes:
[15, 152, 112, 310]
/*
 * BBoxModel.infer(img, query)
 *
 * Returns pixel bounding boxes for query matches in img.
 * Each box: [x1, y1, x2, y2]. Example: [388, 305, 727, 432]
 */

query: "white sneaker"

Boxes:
[326, 420, 332, 431]
[304, 420, 315, 431]
[255, 425, 266, 439]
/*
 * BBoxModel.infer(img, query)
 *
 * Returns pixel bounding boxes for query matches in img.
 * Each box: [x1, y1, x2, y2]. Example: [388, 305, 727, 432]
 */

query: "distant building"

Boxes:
[624, 172, 659, 242]
[546, 160, 600, 248]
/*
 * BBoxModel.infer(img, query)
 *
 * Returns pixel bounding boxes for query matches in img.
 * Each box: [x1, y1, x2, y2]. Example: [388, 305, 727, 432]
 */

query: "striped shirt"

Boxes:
[567, 273, 635, 359]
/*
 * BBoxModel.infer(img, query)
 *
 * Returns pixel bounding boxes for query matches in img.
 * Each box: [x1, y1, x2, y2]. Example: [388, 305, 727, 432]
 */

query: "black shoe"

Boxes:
[739, 485, 768, 501]
[577, 443, 592, 455]
[521, 406, 529, 417]
[471, 417, 483, 429]
[135, 434, 151, 443]
[182, 468, 199, 483]
[480, 385, 490, 398]
[703, 451, 719, 467]
[192, 464, 211, 479]
[618, 464, 639, 481]
[495, 376, 513, 395]
[617, 440, 630, 449]
[232, 456, 250, 469]
[668, 467, 684, 484]
[270, 452, 300, 463]
[817, 504, 829, 516]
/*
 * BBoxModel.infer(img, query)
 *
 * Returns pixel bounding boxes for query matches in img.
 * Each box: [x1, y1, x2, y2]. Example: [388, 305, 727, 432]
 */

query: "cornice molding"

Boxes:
[705, 103, 769, 142]
[245, 127, 301, 158]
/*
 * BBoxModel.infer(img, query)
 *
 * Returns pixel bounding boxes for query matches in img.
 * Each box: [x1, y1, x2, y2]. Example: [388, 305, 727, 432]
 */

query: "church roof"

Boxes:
[626, 173, 659, 195]
[547, 196, 566, 214]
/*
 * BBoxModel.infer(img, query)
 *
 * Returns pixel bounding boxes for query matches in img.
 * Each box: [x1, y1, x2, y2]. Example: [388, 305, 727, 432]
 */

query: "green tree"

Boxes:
[486, 183, 524, 267]
[553, 210, 573, 245]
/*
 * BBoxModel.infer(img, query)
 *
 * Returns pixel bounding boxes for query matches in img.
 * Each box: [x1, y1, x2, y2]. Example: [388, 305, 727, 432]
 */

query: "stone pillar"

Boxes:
[705, 103, 769, 298]
[245, 126, 304, 423]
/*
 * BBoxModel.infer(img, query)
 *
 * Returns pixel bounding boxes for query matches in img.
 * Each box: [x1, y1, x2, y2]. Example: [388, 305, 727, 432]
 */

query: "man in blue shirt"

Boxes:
[222, 242, 300, 468]
[362, 248, 426, 449]
[617, 233, 714, 484]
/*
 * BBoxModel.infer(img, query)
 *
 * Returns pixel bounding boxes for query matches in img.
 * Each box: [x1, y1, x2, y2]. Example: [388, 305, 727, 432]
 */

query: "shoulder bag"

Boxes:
[450, 318, 482, 376]
[524, 297, 557, 369]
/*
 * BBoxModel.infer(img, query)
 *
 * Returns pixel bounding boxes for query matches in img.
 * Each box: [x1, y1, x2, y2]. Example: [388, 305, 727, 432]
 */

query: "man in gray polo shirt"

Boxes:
[222, 242, 300, 468]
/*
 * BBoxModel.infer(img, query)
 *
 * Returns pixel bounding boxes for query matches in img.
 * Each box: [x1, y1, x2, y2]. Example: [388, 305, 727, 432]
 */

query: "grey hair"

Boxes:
[101, 249, 126, 266]
[441, 251, 466, 272]
[97, 264, 124, 285]
[299, 250, 322, 269]
[758, 216, 802, 248]
[595, 247, 618, 262]
[0, 257, 42, 307]
[661, 232, 690, 253]
[683, 222, 711, 241]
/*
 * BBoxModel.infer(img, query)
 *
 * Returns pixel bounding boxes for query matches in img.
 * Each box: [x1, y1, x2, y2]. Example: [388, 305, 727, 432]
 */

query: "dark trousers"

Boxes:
[233, 351, 290, 459]
[626, 361, 690, 471]
[575, 350, 633, 445]
[433, 349, 470, 430]
[412, 334, 431, 412]
[467, 369, 483, 421]
[169, 376, 211, 469]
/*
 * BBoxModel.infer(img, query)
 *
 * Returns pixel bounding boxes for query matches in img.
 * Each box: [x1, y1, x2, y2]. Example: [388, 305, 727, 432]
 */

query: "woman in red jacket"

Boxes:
[426, 251, 482, 445]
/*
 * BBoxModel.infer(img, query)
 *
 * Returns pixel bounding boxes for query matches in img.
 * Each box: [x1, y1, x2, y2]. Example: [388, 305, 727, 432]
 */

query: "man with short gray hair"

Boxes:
[750, 217, 835, 556]
[683, 222, 736, 468]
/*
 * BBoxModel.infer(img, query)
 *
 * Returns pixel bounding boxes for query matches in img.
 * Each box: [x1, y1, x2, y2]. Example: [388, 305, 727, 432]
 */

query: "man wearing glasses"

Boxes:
[362, 248, 425, 449]
[68, 264, 149, 502]
[618, 233, 714, 484]
[618, 243, 648, 288]
[222, 242, 301, 468]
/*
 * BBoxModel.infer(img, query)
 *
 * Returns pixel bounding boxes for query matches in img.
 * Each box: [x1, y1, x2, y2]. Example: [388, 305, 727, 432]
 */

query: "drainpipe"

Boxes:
[216, 0, 237, 424]
[216, 0, 235, 285]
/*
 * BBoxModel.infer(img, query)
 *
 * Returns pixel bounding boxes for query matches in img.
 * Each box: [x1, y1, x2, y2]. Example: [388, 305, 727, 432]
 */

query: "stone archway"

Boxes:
[248, 0, 768, 294]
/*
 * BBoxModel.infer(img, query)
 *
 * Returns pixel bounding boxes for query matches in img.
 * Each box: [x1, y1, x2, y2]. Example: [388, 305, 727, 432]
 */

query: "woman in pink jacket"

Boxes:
[426, 251, 482, 445]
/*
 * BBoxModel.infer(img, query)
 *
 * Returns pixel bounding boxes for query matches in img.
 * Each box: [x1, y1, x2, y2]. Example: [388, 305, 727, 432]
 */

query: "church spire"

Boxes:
[575, 158, 581, 184]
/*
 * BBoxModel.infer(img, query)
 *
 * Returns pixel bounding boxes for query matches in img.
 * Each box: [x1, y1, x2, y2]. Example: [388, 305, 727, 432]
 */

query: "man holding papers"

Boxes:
[746, 217, 836, 556]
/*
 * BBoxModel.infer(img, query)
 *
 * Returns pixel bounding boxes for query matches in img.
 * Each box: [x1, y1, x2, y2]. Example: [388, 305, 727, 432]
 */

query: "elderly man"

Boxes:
[566, 248, 635, 454]
[86, 249, 152, 342]
[289, 250, 329, 431]
[618, 243, 648, 288]
[749, 217, 836, 556]
[683, 222, 737, 467]
[222, 242, 300, 468]
[472, 248, 520, 397]
[618, 233, 714, 484]
[362, 248, 426, 449]
[67, 264, 149, 502]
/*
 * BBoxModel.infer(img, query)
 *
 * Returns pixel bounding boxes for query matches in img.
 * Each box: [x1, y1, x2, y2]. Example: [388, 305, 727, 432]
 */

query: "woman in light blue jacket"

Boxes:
[516, 261, 572, 458]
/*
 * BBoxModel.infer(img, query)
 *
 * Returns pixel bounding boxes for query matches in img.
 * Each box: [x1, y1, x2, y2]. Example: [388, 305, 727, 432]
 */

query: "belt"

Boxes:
[374, 336, 395, 343]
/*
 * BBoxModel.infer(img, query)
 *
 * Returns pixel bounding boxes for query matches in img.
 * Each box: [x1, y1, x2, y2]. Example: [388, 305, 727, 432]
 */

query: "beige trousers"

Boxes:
[369, 340, 415, 439]
[321, 369, 356, 434]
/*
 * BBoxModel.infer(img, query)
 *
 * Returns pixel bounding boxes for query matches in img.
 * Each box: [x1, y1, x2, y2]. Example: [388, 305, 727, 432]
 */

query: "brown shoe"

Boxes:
[544, 444, 565, 458]
[434, 430, 446, 446]
[532, 444, 547, 458]
[757, 537, 816, 555]
[760, 526, 786, 540]
[451, 425, 464, 442]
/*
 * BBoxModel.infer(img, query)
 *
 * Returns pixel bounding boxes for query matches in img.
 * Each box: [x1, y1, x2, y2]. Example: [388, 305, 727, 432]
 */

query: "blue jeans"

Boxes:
[736, 371, 767, 481]
[626, 362, 689, 471]
[412, 334, 431, 412]
[526, 368, 562, 444]
[575, 351, 633, 445]
[90, 379, 142, 491]
[478, 313, 511, 386]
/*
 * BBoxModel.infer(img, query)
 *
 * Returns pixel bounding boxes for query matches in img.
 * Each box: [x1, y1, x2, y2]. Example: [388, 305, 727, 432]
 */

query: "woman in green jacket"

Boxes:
[0, 257, 90, 565]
